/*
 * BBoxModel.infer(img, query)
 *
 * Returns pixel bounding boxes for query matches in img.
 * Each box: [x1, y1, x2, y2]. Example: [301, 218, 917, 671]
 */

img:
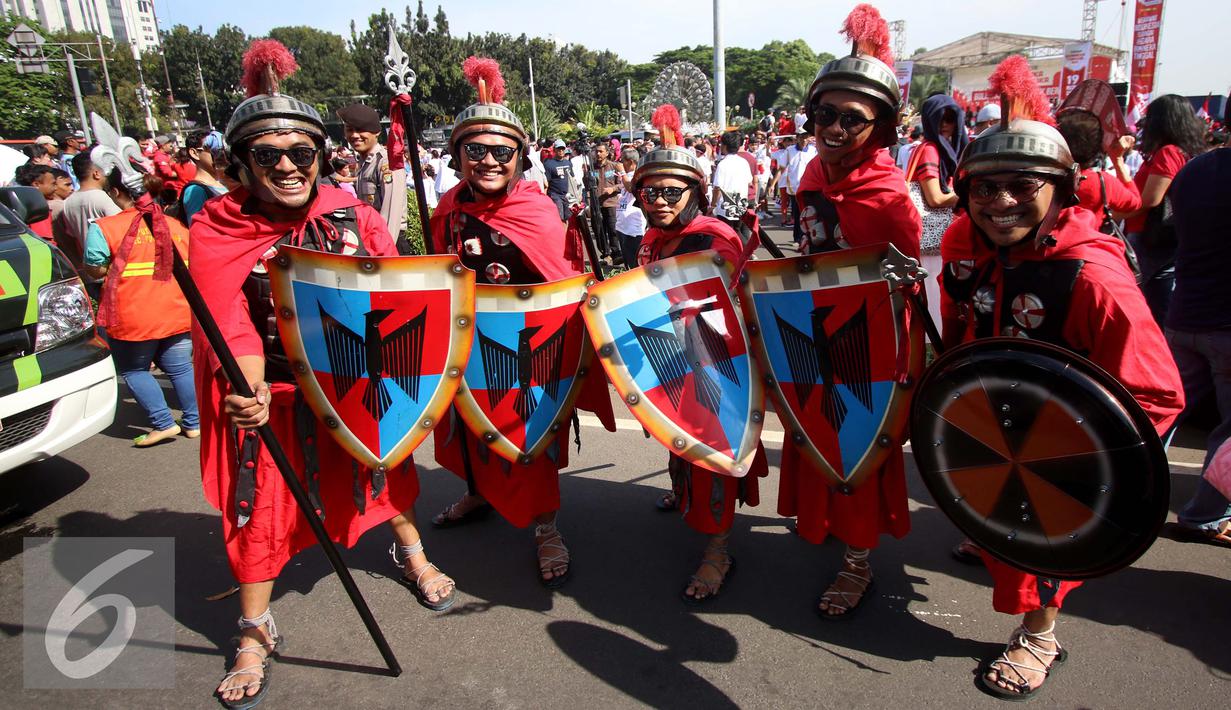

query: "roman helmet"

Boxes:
[448, 56, 531, 173]
[632, 104, 709, 212]
[804, 4, 901, 148]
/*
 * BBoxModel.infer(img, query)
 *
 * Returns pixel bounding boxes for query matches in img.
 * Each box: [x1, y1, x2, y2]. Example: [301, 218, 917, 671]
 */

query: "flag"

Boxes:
[1197, 93, 1211, 120]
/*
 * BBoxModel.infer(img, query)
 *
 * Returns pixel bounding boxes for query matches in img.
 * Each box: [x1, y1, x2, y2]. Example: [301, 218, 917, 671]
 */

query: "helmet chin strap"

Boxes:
[986, 197, 1064, 262]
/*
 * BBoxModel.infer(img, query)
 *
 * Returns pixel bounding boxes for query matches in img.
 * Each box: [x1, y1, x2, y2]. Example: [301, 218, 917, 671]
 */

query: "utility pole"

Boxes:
[133, 44, 157, 138]
[528, 54, 539, 140]
[64, 48, 92, 143]
[95, 33, 121, 133]
[626, 78, 634, 142]
[712, 0, 725, 129]
[195, 48, 212, 128]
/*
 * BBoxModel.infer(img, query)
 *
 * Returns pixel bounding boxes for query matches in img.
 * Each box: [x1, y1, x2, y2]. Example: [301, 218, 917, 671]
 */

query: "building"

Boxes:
[3, 0, 161, 53]
[911, 32, 1124, 108]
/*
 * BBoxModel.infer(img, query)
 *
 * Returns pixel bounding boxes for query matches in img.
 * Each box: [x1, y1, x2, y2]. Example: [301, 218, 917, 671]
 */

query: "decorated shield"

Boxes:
[454, 274, 595, 464]
[269, 246, 475, 470]
[911, 338, 1169, 580]
[583, 251, 763, 477]
[740, 245, 924, 489]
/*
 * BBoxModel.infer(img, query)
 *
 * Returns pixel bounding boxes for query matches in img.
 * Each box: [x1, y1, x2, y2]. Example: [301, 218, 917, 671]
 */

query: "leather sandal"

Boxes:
[816, 547, 875, 620]
[391, 541, 456, 611]
[431, 497, 493, 528]
[682, 536, 735, 605]
[655, 491, 680, 511]
[978, 623, 1068, 701]
[216, 608, 283, 710]
[535, 518, 572, 589]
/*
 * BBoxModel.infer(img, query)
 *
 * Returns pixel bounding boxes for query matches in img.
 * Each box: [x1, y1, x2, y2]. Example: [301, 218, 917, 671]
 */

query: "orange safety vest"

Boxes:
[96, 209, 191, 341]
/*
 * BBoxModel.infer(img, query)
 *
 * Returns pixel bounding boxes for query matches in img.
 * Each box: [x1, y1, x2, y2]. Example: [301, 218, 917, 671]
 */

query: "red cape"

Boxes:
[796, 148, 921, 259]
[639, 215, 747, 268]
[429, 180, 577, 281]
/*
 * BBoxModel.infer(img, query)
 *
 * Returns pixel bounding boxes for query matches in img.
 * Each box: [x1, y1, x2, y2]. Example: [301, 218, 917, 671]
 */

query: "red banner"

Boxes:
[1060, 41, 1092, 100]
[1128, 0, 1165, 128]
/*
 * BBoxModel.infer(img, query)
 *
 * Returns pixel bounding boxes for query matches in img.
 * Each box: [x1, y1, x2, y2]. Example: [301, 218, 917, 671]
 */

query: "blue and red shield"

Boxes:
[454, 274, 594, 464]
[583, 251, 764, 476]
[740, 245, 924, 488]
[268, 246, 475, 470]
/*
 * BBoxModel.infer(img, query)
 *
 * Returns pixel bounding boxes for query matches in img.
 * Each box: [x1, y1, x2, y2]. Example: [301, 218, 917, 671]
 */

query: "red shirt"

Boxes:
[777, 117, 794, 136]
[909, 142, 944, 185]
[1125, 144, 1187, 233]
[1075, 167, 1141, 217]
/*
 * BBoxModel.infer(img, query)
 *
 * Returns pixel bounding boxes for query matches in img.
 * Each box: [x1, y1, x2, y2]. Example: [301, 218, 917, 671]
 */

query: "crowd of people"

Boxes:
[3, 6, 1229, 708]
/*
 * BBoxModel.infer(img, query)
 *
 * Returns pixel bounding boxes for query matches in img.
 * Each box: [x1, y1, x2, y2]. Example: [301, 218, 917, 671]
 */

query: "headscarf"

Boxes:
[920, 94, 969, 190]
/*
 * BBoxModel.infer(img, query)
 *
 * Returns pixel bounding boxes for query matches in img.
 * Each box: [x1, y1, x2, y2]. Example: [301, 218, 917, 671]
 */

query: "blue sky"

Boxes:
[158, 0, 1228, 98]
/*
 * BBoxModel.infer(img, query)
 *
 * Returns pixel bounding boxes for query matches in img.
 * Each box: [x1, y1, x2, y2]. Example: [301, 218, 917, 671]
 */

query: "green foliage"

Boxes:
[0, 15, 61, 136]
[507, 98, 560, 142]
[403, 186, 427, 255]
[269, 26, 362, 113]
[774, 75, 813, 111]
[909, 70, 949, 108]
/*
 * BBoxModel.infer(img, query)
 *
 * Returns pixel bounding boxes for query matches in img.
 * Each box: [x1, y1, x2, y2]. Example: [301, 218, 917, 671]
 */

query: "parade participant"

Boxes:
[1056, 110, 1140, 218]
[633, 103, 768, 602]
[189, 40, 453, 709]
[177, 128, 230, 226]
[338, 103, 409, 251]
[784, 4, 921, 618]
[1119, 94, 1206, 326]
[972, 103, 1001, 136]
[938, 55, 1183, 700]
[82, 169, 198, 446]
[427, 56, 615, 588]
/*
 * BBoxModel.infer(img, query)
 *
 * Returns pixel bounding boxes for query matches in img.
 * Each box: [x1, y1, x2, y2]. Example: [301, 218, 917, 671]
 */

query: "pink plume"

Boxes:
[841, 4, 894, 67]
[462, 56, 506, 104]
[988, 55, 1055, 126]
[651, 104, 682, 147]
[241, 39, 298, 98]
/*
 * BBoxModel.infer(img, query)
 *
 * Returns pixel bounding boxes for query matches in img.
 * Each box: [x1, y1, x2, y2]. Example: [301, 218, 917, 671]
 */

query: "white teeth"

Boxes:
[991, 215, 1019, 226]
[823, 138, 842, 147]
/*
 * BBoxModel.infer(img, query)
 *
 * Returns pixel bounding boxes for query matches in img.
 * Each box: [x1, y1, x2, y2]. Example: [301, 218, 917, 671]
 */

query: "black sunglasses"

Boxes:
[462, 142, 518, 164]
[250, 145, 320, 168]
[639, 186, 690, 205]
[812, 105, 876, 133]
[969, 177, 1048, 205]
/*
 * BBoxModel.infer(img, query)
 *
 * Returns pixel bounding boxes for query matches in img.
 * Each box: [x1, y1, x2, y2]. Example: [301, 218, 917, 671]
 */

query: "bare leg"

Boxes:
[389, 511, 454, 604]
[216, 580, 275, 703]
[985, 608, 1062, 694]
[534, 511, 570, 584]
[818, 546, 873, 616]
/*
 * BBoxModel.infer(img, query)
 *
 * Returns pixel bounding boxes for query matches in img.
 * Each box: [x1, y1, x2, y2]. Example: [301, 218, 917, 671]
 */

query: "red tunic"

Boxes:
[190, 186, 416, 584]
[639, 215, 768, 534]
[782, 148, 921, 548]
[940, 207, 1184, 613]
[1074, 167, 1141, 217]
[428, 181, 614, 528]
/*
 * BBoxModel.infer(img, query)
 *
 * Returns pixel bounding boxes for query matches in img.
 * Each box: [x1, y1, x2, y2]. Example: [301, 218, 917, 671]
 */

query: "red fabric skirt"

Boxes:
[216, 384, 420, 584]
[983, 554, 1083, 615]
[672, 445, 769, 535]
[777, 441, 911, 548]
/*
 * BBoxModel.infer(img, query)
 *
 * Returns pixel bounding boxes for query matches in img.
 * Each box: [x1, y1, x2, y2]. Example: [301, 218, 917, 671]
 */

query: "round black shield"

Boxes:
[910, 338, 1169, 580]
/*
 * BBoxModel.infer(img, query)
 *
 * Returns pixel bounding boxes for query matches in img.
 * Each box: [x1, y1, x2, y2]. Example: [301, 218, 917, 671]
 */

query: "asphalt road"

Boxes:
[1, 224, 1228, 709]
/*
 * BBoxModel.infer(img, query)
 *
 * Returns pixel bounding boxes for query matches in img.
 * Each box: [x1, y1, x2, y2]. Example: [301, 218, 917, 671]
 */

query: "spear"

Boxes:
[88, 113, 402, 677]
[384, 31, 480, 497]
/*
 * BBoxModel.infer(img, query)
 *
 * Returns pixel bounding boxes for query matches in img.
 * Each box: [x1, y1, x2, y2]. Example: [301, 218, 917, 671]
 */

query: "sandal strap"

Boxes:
[407, 562, 455, 596]
[237, 608, 279, 650]
[989, 625, 1063, 689]
[843, 546, 871, 567]
[389, 540, 425, 567]
[534, 515, 560, 538]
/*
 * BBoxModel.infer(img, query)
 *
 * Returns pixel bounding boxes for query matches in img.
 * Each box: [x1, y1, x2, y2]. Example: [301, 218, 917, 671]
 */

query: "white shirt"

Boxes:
[712, 153, 754, 219]
[786, 144, 816, 193]
[434, 155, 460, 195]
[695, 154, 713, 181]
[614, 187, 647, 236]
[793, 111, 808, 133]
[754, 148, 772, 185]
[896, 140, 920, 172]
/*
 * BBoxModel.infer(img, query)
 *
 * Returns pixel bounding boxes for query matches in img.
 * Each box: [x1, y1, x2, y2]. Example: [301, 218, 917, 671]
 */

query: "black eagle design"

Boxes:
[631, 298, 740, 415]
[773, 305, 872, 431]
[477, 323, 568, 422]
[319, 304, 427, 421]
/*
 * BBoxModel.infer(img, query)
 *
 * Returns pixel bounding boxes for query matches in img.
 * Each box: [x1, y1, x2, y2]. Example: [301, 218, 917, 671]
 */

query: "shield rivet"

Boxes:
[1002, 419, 1012, 428]
[361, 261, 375, 272]
[447, 367, 461, 378]
[586, 279, 596, 288]
[792, 431, 804, 443]
[838, 484, 854, 495]
[1007, 530, 1018, 541]
[457, 317, 469, 328]
[275, 255, 289, 267]
[748, 323, 759, 336]
[952, 392, 961, 399]
[378, 465, 388, 473]
[421, 418, 433, 429]
[933, 439, 943, 447]
[588, 296, 600, 308]
[800, 262, 813, 273]
[953, 496, 963, 503]
[649, 265, 663, 277]
[1020, 501, 1029, 509]
[578, 368, 587, 376]
[876, 434, 891, 447]
[712, 254, 725, 266]
[451, 263, 464, 274]
[518, 288, 532, 299]
[1021, 514, 1030, 522]
[1098, 485, 1109, 493]
[1010, 382, 1020, 389]
[626, 393, 640, 405]
[295, 362, 307, 374]
[1001, 404, 1011, 412]
[325, 417, 339, 429]
[751, 411, 763, 423]
[600, 344, 613, 357]
[550, 423, 560, 432]
[280, 307, 293, 319]
[520, 455, 533, 465]
[1069, 533, 1078, 539]
[733, 464, 745, 474]
[484, 432, 497, 443]
[765, 375, 776, 385]
[672, 437, 686, 449]
[739, 271, 749, 285]
[1075, 418, 1084, 425]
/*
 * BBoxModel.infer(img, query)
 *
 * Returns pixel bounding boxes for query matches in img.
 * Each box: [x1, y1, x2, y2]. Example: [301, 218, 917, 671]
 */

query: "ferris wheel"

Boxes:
[640, 61, 714, 127]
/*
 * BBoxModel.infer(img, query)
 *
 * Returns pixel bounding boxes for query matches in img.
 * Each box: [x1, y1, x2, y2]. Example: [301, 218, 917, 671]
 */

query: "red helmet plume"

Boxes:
[240, 39, 298, 98]
[841, 4, 894, 67]
[988, 55, 1055, 127]
[462, 56, 507, 104]
[651, 104, 682, 148]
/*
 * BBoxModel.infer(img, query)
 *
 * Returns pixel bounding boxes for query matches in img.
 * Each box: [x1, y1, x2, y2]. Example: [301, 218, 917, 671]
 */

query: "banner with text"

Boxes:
[1061, 41, 1092, 100]
[1129, 0, 1165, 128]
[895, 61, 914, 106]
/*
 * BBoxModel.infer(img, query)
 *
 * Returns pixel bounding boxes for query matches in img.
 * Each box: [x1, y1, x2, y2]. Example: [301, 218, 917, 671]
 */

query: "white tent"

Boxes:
[0, 145, 27, 186]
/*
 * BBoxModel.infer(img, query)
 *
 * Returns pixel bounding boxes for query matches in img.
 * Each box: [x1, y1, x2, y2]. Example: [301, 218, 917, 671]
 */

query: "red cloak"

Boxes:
[939, 206, 1184, 613]
[190, 185, 415, 583]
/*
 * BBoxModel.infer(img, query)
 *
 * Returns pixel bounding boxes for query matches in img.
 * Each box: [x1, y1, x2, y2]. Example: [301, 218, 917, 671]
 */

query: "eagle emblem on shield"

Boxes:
[740, 245, 924, 488]
[453, 274, 595, 464]
[583, 251, 764, 477]
[268, 246, 476, 470]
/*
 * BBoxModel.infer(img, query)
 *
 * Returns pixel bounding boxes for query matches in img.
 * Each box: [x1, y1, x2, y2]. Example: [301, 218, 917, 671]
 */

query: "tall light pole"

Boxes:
[95, 33, 121, 132]
[528, 55, 540, 140]
[195, 47, 212, 128]
[712, 0, 726, 129]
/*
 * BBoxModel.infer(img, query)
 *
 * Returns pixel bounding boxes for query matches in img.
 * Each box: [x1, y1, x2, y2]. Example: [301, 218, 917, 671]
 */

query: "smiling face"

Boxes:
[53, 174, 73, 199]
[967, 173, 1056, 248]
[639, 175, 693, 230]
[459, 132, 520, 196]
[345, 125, 378, 155]
[245, 131, 319, 220]
[812, 89, 881, 166]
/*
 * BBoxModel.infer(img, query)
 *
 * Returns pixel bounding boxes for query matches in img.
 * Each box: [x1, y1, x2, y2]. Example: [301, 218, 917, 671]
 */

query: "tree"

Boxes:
[269, 26, 361, 113]
[774, 76, 813, 111]
[160, 23, 249, 131]
[0, 15, 63, 136]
